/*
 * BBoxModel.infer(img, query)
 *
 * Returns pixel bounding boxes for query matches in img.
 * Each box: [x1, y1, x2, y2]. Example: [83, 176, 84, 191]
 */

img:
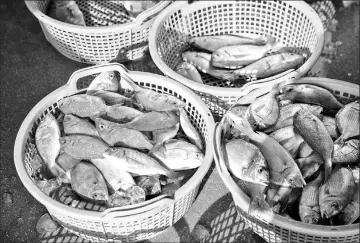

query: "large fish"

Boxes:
[299, 171, 324, 224]
[104, 104, 143, 123]
[321, 115, 340, 140]
[63, 114, 100, 138]
[332, 139, 359, 164]
[86, 71, 119, 95]
[295, 152, 324, 180]
[35, 113, 69, 182]
[224, 139, 269, 185]
[269, 126, 305, 159]
[188, 34, 266, 53]
[179, 108, 203, 151]
[211, 35, 276, 68]
[293, 108, 334, 182]
[245, 83, 281, 130]
[151, 123, 179, 153]
[280, 84, 344, 112]
[59, 94, 107, 118]
[319, 165, 356, 219]
[235, 53, 305, 79]
[120, 75, 185, 112]
[151, 139, 204, 171]
[94, 117, 153, 150]
[59, 135, 110, 160]
[335, 100, 359, 143]
[70, 162, 109, 202]
[175, 61, 204, 84]
[226, 111, 305, 188]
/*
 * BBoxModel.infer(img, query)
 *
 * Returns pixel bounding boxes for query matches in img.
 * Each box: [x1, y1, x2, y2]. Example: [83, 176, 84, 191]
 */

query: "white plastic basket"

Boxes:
[14, 63, 215, 242]
[213, 77, 360, 243]
[149, 0, 325, 120]
[25, 0, 171, 64]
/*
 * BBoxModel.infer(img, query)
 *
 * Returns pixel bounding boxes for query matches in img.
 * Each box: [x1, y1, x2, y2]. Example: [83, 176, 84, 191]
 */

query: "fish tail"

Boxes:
[324, 158, 332, 182]
[248, 197, 271, 215]
[265, 34, 276, 48]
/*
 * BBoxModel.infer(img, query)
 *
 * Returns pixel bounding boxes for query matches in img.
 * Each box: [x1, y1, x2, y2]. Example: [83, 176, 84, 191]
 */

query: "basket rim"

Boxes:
[13, 64, 215, 220]
[212, 77, 360, 237]
[24, 0, 171, 33]
[149, 0, 325, 97]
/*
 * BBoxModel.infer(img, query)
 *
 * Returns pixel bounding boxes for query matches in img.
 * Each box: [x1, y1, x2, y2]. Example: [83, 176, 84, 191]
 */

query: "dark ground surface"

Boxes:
[0, 1, 359, 243]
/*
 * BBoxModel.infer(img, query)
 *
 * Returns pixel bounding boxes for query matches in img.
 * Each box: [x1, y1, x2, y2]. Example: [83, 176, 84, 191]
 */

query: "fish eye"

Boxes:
[93, 181, 97, 185]
[331, 202, 338, 208]
[286, 87, 293, 92]
[99, 124, 105, 129]
[313, 218, 318, 223]
[257, 167, 263, 173]
[289, 178, 294, 184]
[253, 122, 259, 128]
[109, 74, 114, 79]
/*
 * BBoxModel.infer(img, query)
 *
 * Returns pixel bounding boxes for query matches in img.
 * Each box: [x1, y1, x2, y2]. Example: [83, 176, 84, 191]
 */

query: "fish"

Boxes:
[94, 117, 153, 150]
[151, 123, 180, 153]
[47, 0, 86, 26]
[298, 141, 314, 158]
[59, 135, 110, 160]
[134, 176, 161, 196]
[293, 108, 334, 182]
[175, 61, 204, 84]
[150, 139, 204, 171]
[269, 126, 305, 158]
[115, 110, 180, 131]
[179, 108, 203, 151]
[86, 71, 119, 95]
[63, 114, 100, 138]
[91, 90, 135, 106]
[296, 152, 324, 180]
[321, 115, 340, 139]
[59, 94, 107, 118]
[224, 138, 269, 185]
[333, 139, 359, 164]
[70, 162, 109, 202]
[233, 86, 272, 106]
[299, 171, 324, 224]
[188, 34, 266, 53]
[56, 150, 81, 172]
[35, 113, 69, 182]
[234, 53, 305, 79]
[104, 104, 143, 123]
[263, 103, 323, 133]
[245, 83, 281, 130]
[335, 100, 360, 143]
[267, 185, 292, 212]
[226, 111, 305, 188]
[122, 1, 158, 18]
[182, 51, 241, 81]
[211, 35, 276, 68]
[120, 75, 185, 112]
[335, 182, 359, 225]
[280, 84, 344, 112]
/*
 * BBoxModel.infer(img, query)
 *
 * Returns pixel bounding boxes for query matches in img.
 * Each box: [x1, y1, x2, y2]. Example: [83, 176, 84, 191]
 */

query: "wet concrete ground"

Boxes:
[0, 1, 359, 243]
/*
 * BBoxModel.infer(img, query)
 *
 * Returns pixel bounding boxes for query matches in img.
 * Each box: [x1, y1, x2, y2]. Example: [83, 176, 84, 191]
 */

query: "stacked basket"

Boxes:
[149, 0, 325, 120]
[14, 63, 215, 242]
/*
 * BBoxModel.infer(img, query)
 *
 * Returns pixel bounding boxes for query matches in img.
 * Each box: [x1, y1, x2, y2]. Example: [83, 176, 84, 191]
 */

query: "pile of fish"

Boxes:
[30, 70, 205, 211]
[222, 81, 359, 226]
[175, 34, 306, 86]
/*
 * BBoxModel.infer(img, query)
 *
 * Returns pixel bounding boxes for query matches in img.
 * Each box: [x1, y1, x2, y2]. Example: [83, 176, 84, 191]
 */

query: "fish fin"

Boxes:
[248, 197, 272, 215]
[324, 158, 332, 183]
[166, 171, 185, 186]
[149, 143, 165, 155]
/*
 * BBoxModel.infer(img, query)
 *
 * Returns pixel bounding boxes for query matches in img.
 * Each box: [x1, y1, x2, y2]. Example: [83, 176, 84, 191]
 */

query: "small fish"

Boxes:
[35, 114, 69, 182]
[263, 103, 323, 133]
[189, 34, 266, 53]
[321, 115, 340, 140]
[294, 108, 334, 182]
[47, 0, 86, 26]
[59, 135, 110, 160]
[211, 35, 276, 68]
[235, 53, 305, 79]
[151, 123, 180, 153]
[280, 84, 344, 112]
[122, 1, 158, 18]
[179, 108, 203, 151]
[70, 162, 109, 202]
[319, 165, 356, 219]
[226, 111, 305, 188]
[59, 94, 107, 118]
[63, 114, 100, 138]
[335, 182, 359, 225]
[233, 86, 272, 106]
[86, 71, 119, 95]
[104, 104, 143, 123]
[245, 83, 281, 130]
[296, 152, 324, 180]
[332, 139, 360, 164]
[299, 171, 324, 224]
[269, 126, 305, 159]
[91, 90, 135, 106]
[134, 176, 161, 196]
[115, 110, 180, 131]
[121, 75, 185, 112]
[335, 100, 359, 143]
[151, 139, 204, 171]
[175, 61, 204, 84]
[224, 139, 269, 185]
[94, 117, 153, 150]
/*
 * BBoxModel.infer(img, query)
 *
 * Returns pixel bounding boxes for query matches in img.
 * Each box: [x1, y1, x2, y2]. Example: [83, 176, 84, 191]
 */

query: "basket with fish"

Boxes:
[14, 63, 215, 242]
[213, 77, 359, 243]
[149, 0, 325, 120]
[25, 0, 171, 64]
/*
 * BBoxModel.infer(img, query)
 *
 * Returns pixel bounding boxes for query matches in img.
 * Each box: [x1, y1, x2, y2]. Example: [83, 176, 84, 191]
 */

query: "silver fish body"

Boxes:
[59, 94, 107, 118]
[104, 104, 143, 123]
[179, 108, 203, 151]
[91, 90, 134, 106]
[63, 114, 100, 138]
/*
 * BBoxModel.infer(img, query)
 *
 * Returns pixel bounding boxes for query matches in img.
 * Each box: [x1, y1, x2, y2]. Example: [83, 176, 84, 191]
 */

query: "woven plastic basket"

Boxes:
[25, 0, 171, 64]
[14, 63, 215, 242]
[309, 0, 336, 31]
[212, 77, 360, 243]
[149, 0, 325, 120]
